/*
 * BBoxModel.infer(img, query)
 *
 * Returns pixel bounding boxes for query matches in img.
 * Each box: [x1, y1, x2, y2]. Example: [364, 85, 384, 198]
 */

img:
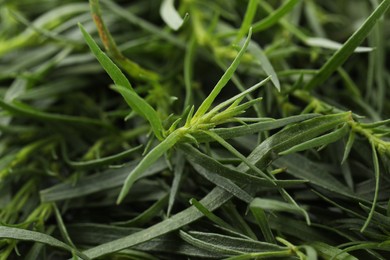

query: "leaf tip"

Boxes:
[116, 186, 129, 205]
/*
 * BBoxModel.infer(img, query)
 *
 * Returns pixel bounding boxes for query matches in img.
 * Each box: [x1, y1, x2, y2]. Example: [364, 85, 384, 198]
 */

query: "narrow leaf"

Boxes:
[202, 130, 273, 182]
[304, 0, 390, 90]
[252, 0, 301, 32]
[80, 23, 164, 139]
[184, 231, 285, 254]
[115, 193, 169, 227]
[190, 198, 235, 231]
[64, 144, 142, 170]
[78, 23, 133, 91]
[167, 153, 185, 217]
[187, 154, 253, 203]
[179, 143, 286, 188]
[192, 114, 319, 143]
[81, 187, 233, 258]
[179, 230, 242, 255]
[245, 112, 351, 170]
[68, 223, 224, 258]
[274, 154, 361, 201]
[40, 159, 168, 202]
[309, 241, 358, 260]
[361, 118, 390, 128]
[248, 42, 280, 91]
[113, 86, 164, 140]
[279, 123, 350, 155]
[192, 28, 252, 120]
[341, 131, 356, 164]
[208, 76, 270, 115]
[53, 204, 76, 249]
[234, 0, 258, 44]
[360, 143, 380, 232]
[250, 198, 306, 215]
[0, 99, 107, 127]
[249, 207, 275, 243]
[0, 226, 89, 260]
[117, 130, 183, 204]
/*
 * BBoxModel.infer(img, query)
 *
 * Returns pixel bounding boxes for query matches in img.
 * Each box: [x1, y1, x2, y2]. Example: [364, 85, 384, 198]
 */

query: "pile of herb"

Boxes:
[0, 0, 390, 259]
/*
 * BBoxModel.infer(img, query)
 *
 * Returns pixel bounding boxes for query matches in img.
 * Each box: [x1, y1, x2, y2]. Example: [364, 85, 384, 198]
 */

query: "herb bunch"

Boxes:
[0, 0, 390, 259]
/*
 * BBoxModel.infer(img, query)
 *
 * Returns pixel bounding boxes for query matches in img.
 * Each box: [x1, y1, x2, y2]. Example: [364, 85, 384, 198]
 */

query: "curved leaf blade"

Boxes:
[117, 130, 182, 204]
[78, 23, 133, 91]
[112, 86, 164, 140]
[304, 0, 390, 91]
[0, 226, 89, 260]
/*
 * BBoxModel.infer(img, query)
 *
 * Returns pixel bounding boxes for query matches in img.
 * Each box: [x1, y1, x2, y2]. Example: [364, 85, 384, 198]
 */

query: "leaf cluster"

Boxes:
[0, 0, 389, 259]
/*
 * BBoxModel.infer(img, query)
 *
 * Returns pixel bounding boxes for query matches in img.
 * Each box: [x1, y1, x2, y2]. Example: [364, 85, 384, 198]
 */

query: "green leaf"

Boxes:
[279, 123, 350, 155]
[250, 207, 275, 243]
[184, 36, 197, 109]
[224, 250, 292, 260]
[222, 202, 258, 240]
[181, 231, 285, 254]
[192, 28, 252, 120]
[207, 76, 270, 116]
[360, 118, 390, 128]
[250, 198, 306, 215]
[40, 159, 168, 202]
[309, 241, 358, 260]
[358, 203, 390, 230]
[53, 204, 76, 249]
[245, 112, 352, 169]
[304, 0, 390, 90]
[182, 146, 253, 203]
[117, 129, 183, 204]
[333, 242, 390, 259]
[78, 23, 134, 91]
[25, 226, 56, 260]
[167, 153, 185, 217]
[270, 216, 333, 243]
[209, 98, 263, 124]
[180, 230, 242, 255]
[341, 131, 356, 164]
[190, 198, 235, 231]
[202, 130, 273, 182]
[179, 143, 289, 188]
[300, 245, 318, 260]
[112, 86, 164, 140]
[81, 187, 233, 258]
[68, 223, 225, 258]
[63, 144, 142, 170]
[192, 114, 319, 143]
[247, 42, 280, 91]
[274, 154, 361, 200]
[0, 226, 90, 260]
[234, 0, 258, 44]
[160, 0, 188, 31]
[252, 0, 301, 32]
[0, 99, 107, 127]
[360, 143, 380, 232]
[79, 23, 164, 140]
[114, 193, 169, 227]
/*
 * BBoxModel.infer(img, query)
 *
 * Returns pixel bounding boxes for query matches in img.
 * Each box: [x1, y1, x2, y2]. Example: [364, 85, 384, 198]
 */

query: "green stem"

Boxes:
[89, 0, 159, 82]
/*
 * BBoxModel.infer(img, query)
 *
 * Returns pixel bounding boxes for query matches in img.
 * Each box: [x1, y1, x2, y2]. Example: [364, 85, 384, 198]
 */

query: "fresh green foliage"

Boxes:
[0, 0, 389, 259]
[0, 226, 89, 259]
